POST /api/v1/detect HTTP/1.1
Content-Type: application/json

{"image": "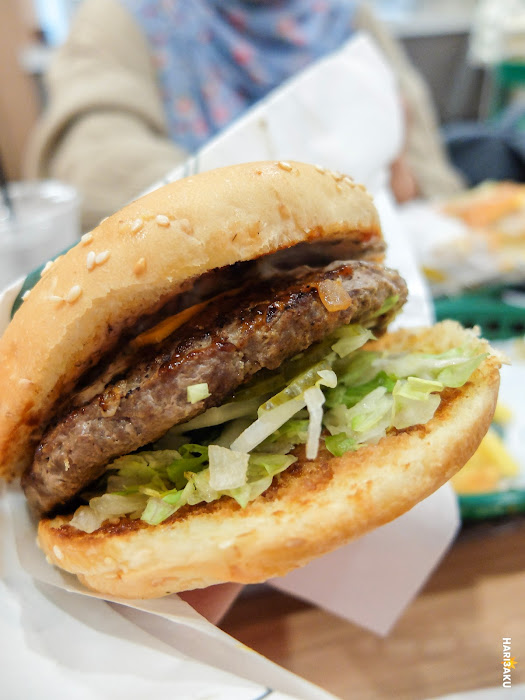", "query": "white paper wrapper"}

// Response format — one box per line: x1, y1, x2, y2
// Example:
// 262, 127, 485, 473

1, 477, 337, 700
0, 33, 460, 697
